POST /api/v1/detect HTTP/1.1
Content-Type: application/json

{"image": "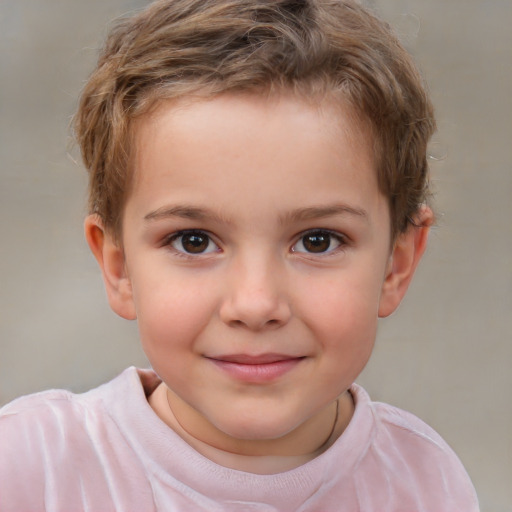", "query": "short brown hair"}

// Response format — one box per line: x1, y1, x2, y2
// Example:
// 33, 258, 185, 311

74, 0, 435, 239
